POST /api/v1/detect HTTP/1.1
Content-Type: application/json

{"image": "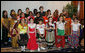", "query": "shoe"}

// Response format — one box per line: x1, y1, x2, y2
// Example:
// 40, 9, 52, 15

41, 47, 45, 50
38, 47, 40, 51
